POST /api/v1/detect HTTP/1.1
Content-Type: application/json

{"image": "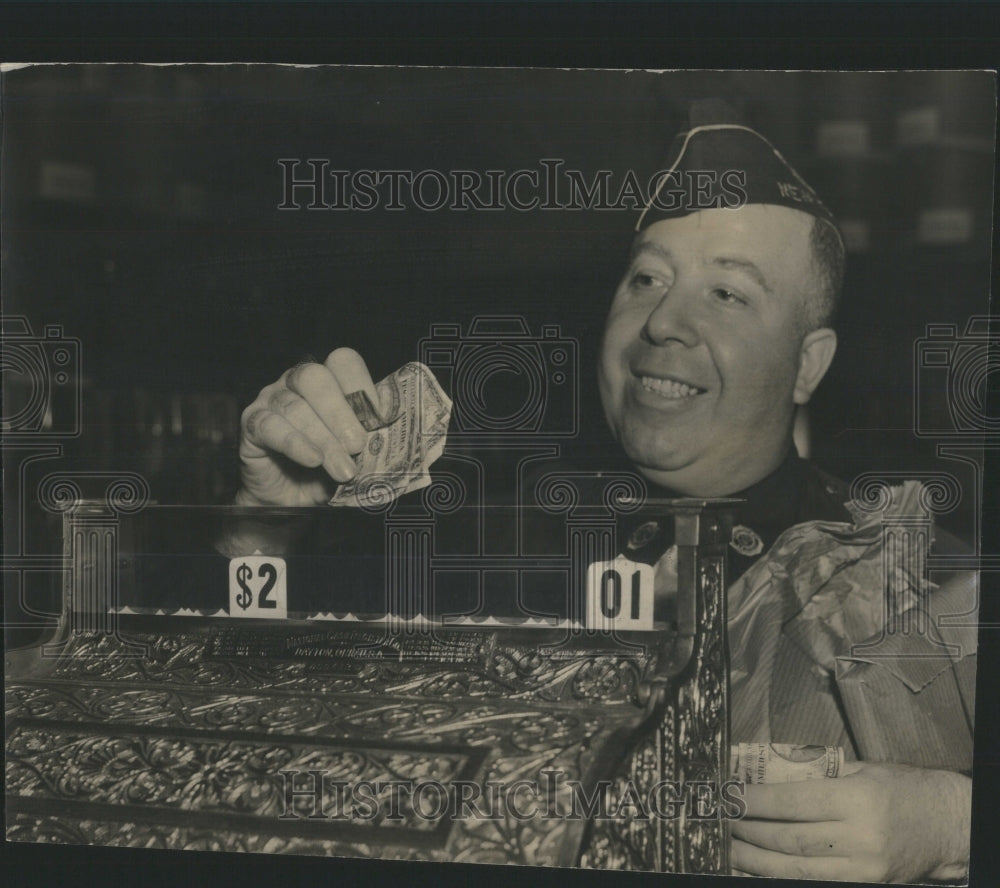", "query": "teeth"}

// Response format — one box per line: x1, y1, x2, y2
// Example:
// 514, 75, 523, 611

641, 375, 700, 399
